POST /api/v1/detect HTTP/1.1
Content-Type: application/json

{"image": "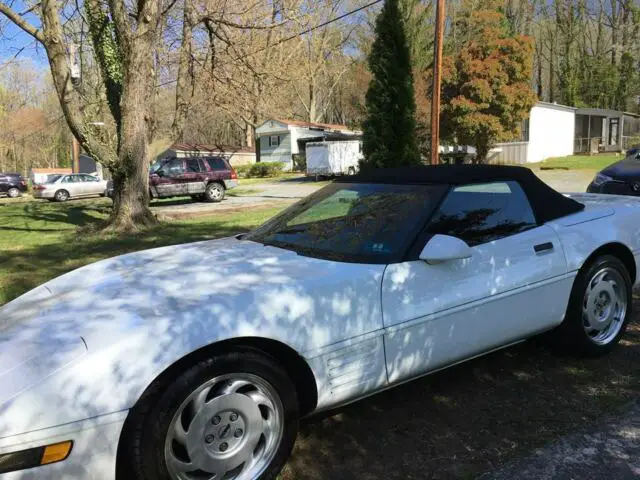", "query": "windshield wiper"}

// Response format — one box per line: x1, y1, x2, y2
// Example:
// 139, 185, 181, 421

271, 226, 309, 235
